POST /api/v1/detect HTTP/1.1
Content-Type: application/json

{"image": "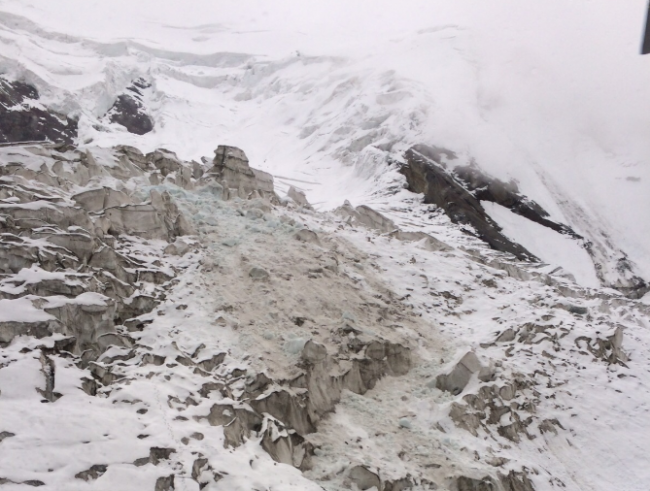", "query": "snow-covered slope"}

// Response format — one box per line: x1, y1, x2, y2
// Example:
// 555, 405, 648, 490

1, 2, 650, 491
1, 142, 649, 491
0, 0, 648, 289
